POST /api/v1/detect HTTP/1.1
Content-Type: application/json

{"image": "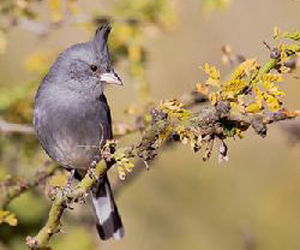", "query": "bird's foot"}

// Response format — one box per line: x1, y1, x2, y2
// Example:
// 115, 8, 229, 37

62, 169, 75, 198
88, 156, 101, 180
66, 169, 75, 187
88, 167, 98, 181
